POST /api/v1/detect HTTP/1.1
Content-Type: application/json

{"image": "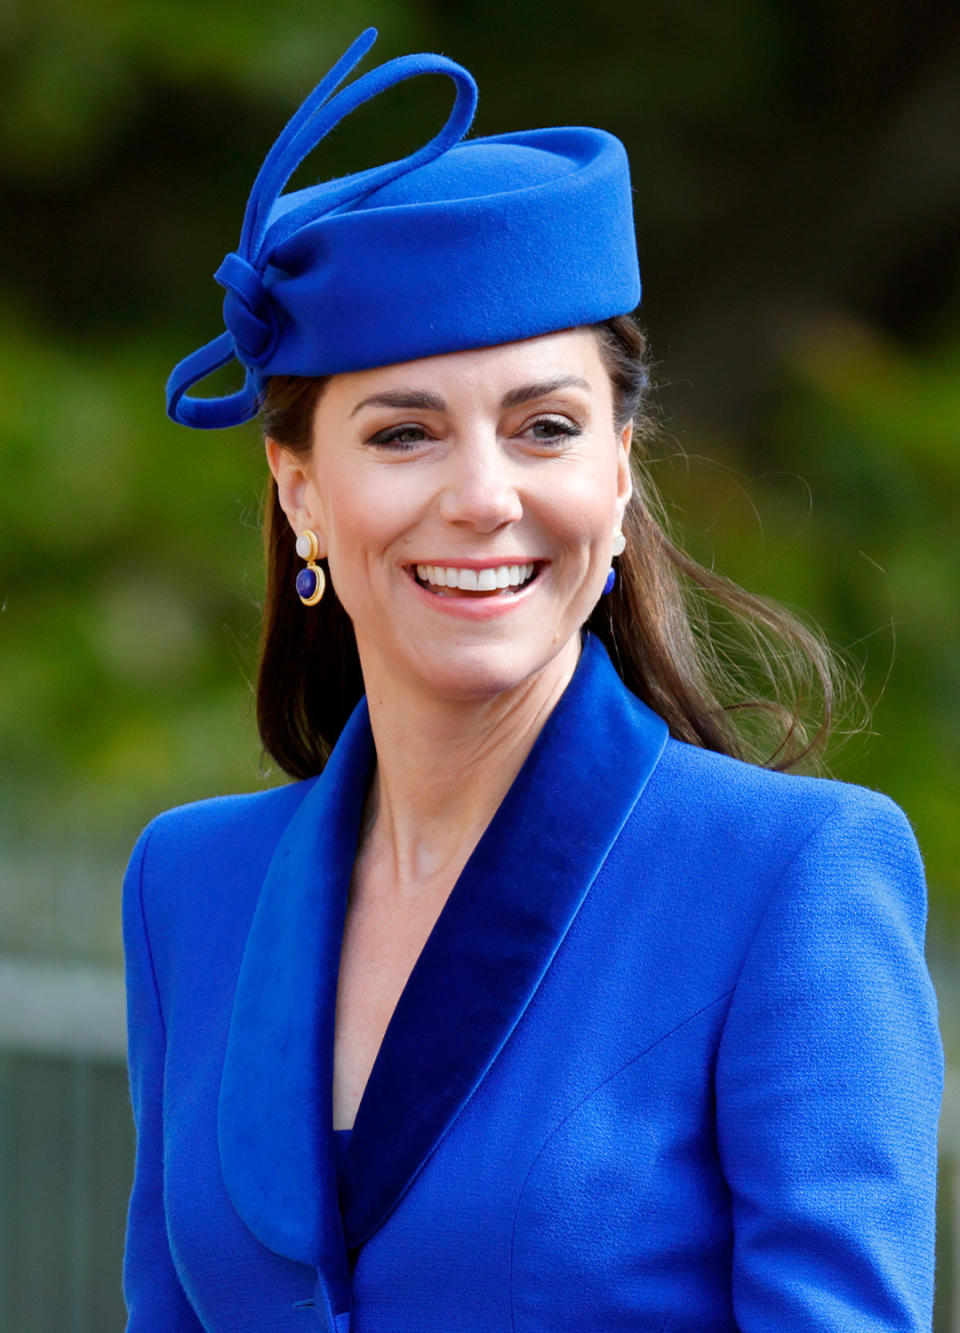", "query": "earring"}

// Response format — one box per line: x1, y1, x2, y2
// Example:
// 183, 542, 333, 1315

603, 527, 626, 596
295, 530, 326, 606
